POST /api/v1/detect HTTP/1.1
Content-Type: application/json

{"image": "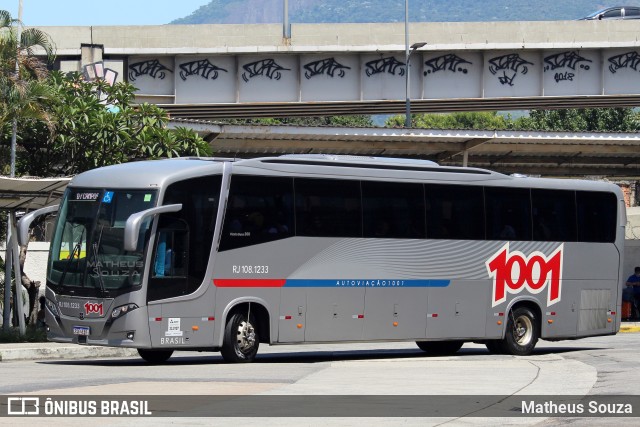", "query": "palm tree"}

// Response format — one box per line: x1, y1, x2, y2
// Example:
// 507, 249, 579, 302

0, 9, 56, 130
